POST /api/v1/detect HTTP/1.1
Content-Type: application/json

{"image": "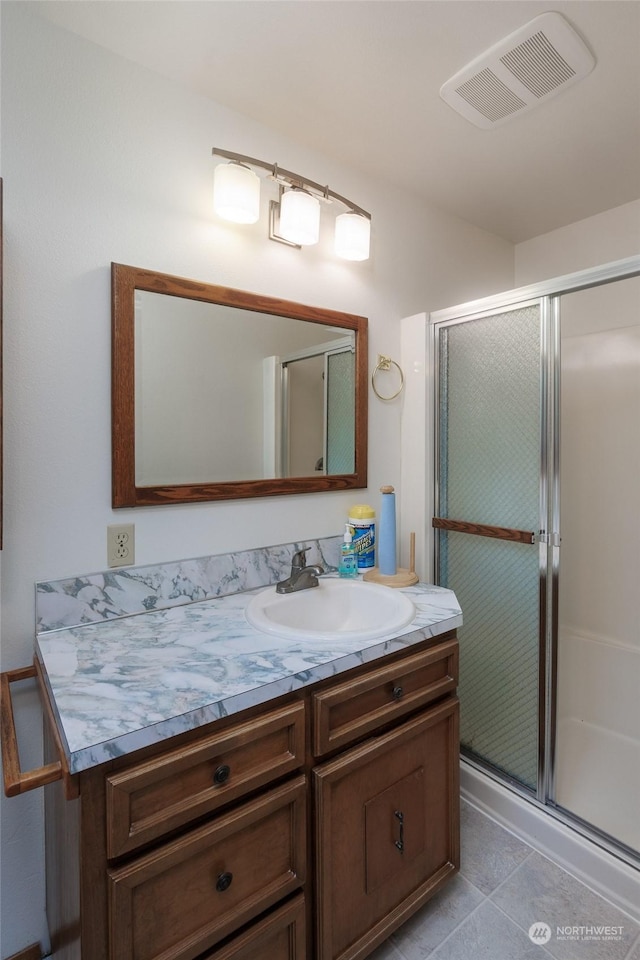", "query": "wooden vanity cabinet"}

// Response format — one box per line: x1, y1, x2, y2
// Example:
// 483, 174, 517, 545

314, 698, 459, 960
42, 632, 459, 960
45, 702, 308, 960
